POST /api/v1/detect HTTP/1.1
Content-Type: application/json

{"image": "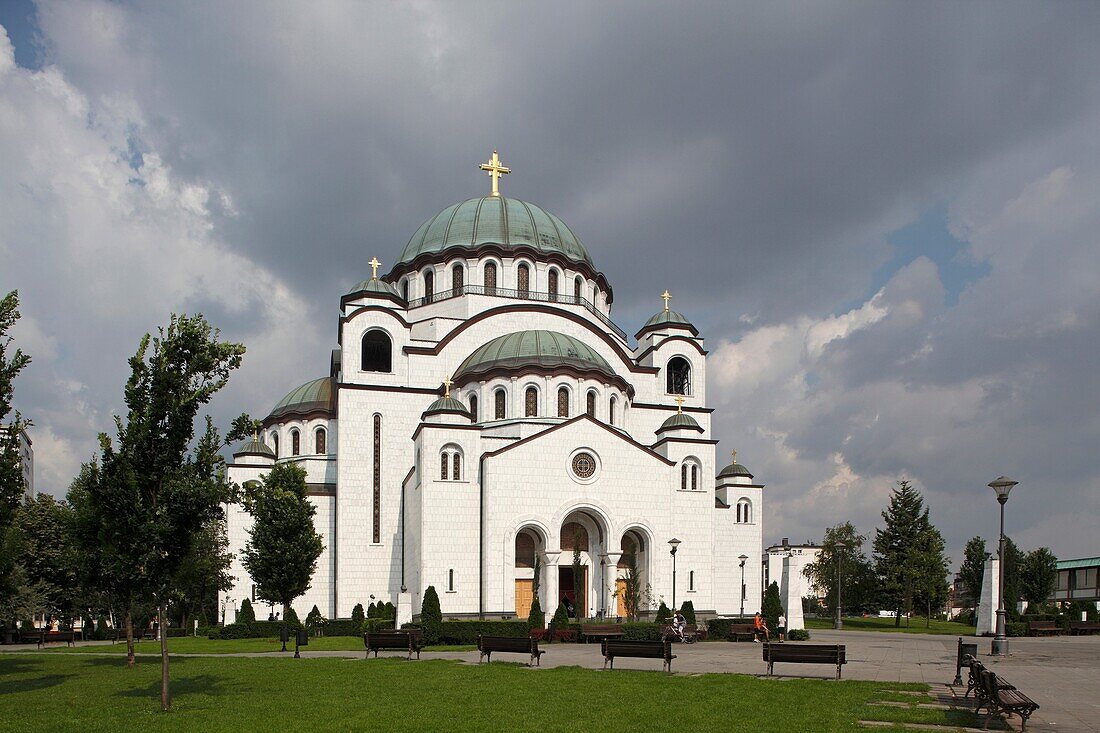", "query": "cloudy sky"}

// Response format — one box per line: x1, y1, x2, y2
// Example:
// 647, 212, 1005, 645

2, 1, 1099, 564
